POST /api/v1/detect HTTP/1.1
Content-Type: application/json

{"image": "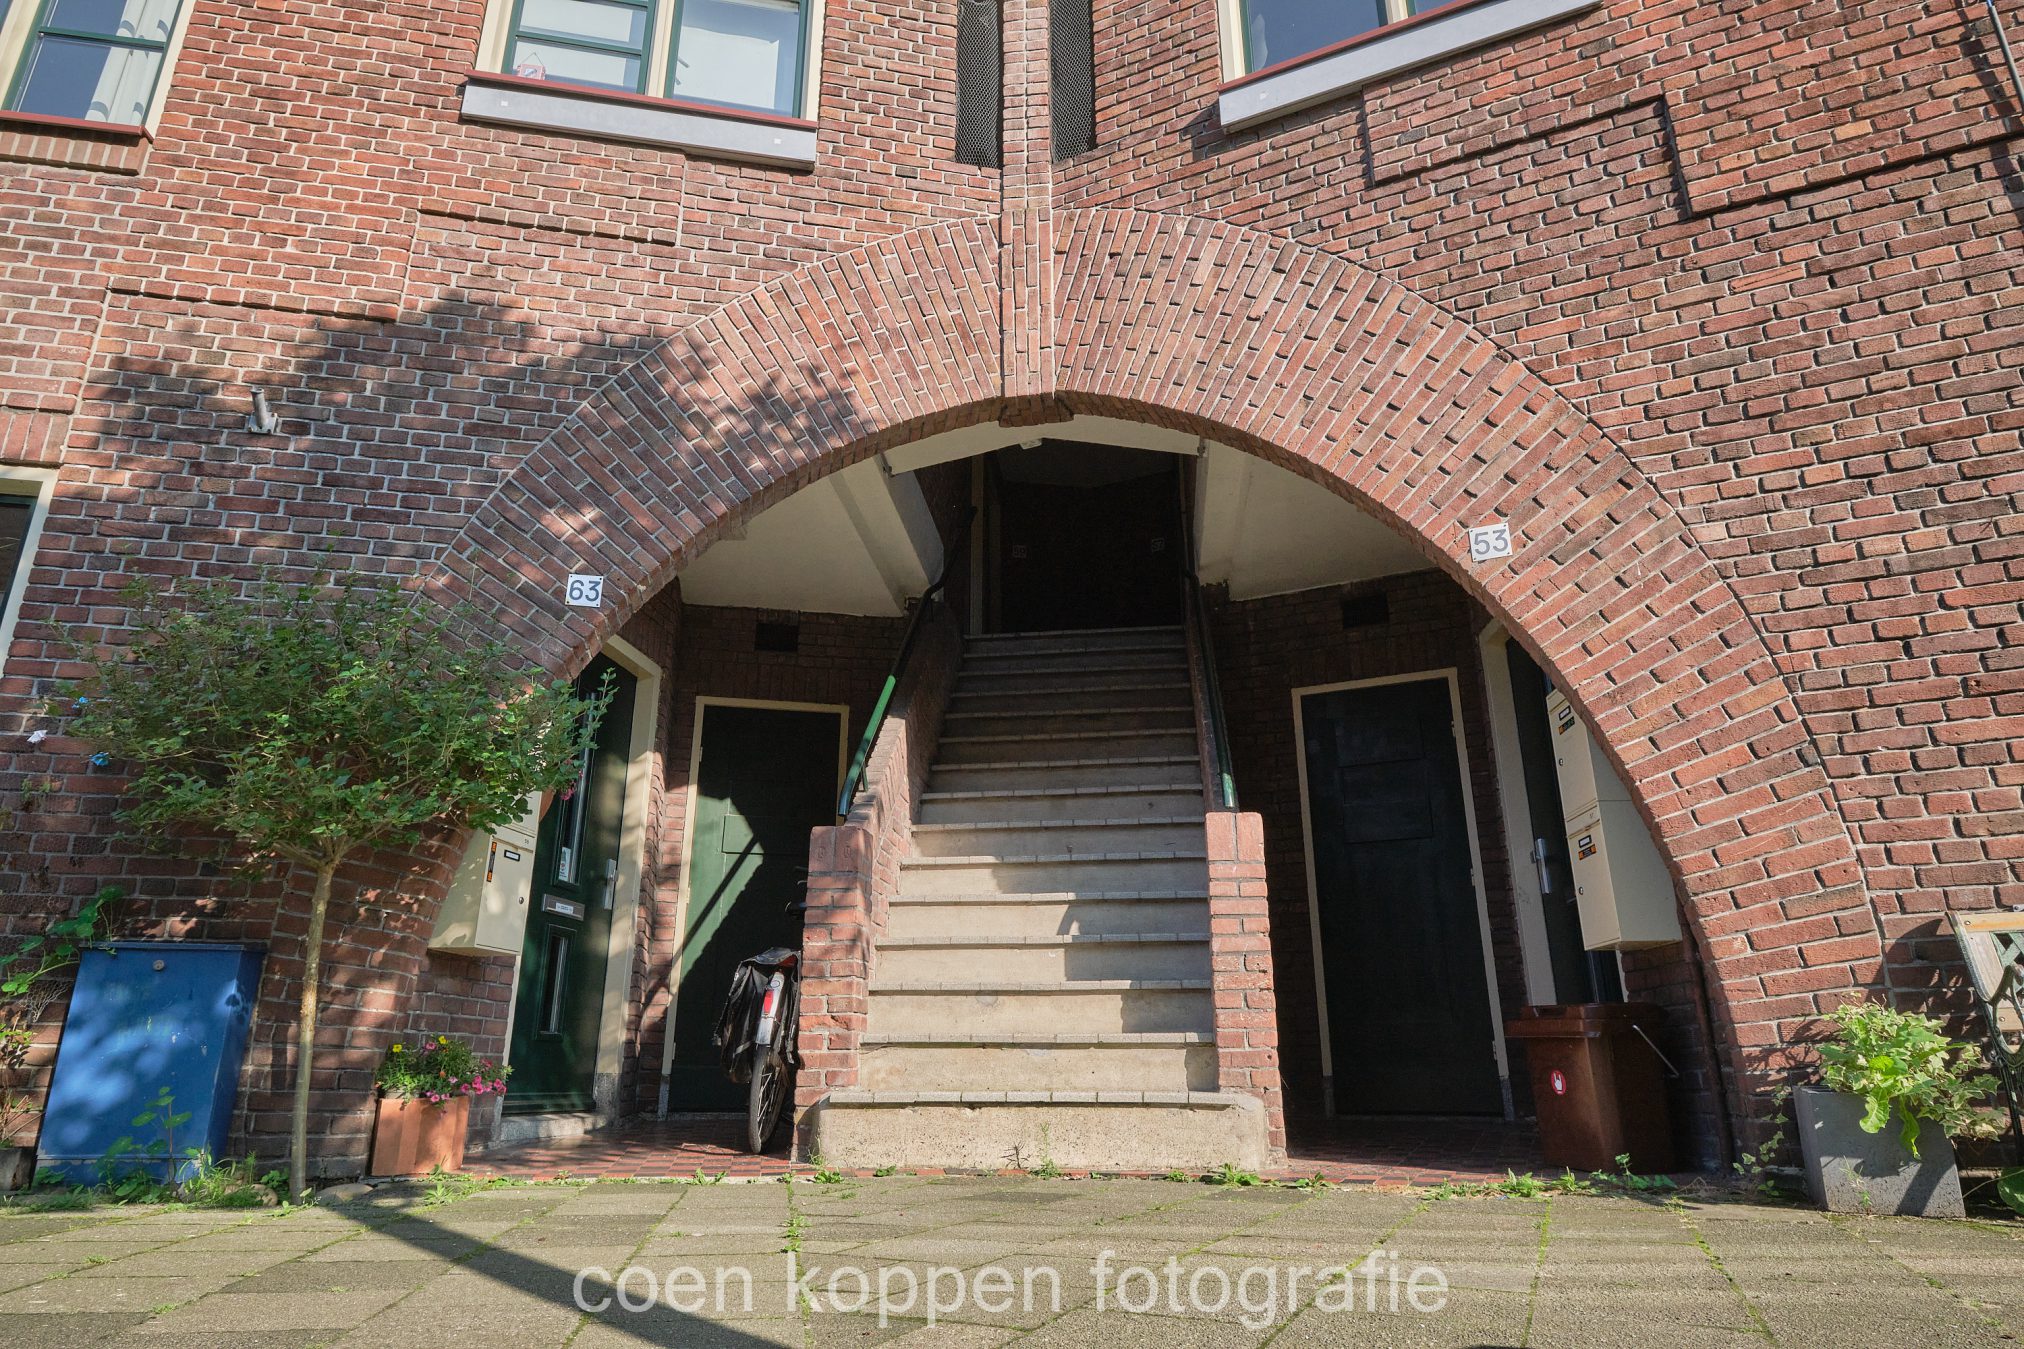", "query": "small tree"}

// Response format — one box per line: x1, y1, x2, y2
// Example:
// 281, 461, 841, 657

66, 575, 609, 1200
